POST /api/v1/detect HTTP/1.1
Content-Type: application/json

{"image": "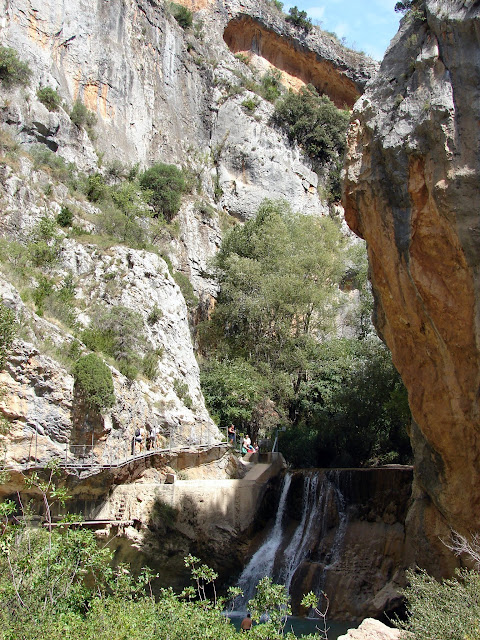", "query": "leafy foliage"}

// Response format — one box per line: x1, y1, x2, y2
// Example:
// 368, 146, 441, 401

170, 2, 193, 29
397, 567, 480, 639
0, 487, 316, 640
139, 163, 187, 221
0, 302, 15, 371
199, 199, 411, 465
394, 0, 425, 20
70, 100, 97, 137
279, 337, 411, 468
200, 358, 267, 430
79, 305, 153, 381
0, 46, 31, 87
73, 353, 115, 411
273, 84, 350, 163
272, 85, 350, 201
28, 216, 61, 268
285, 6, 312, 32
56, 205, 74, 227
37, 86, 61, 111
